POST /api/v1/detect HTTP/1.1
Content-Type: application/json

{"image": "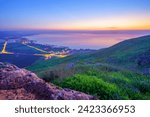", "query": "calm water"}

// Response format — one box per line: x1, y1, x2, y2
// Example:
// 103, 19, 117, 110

25, 30, 150, 49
